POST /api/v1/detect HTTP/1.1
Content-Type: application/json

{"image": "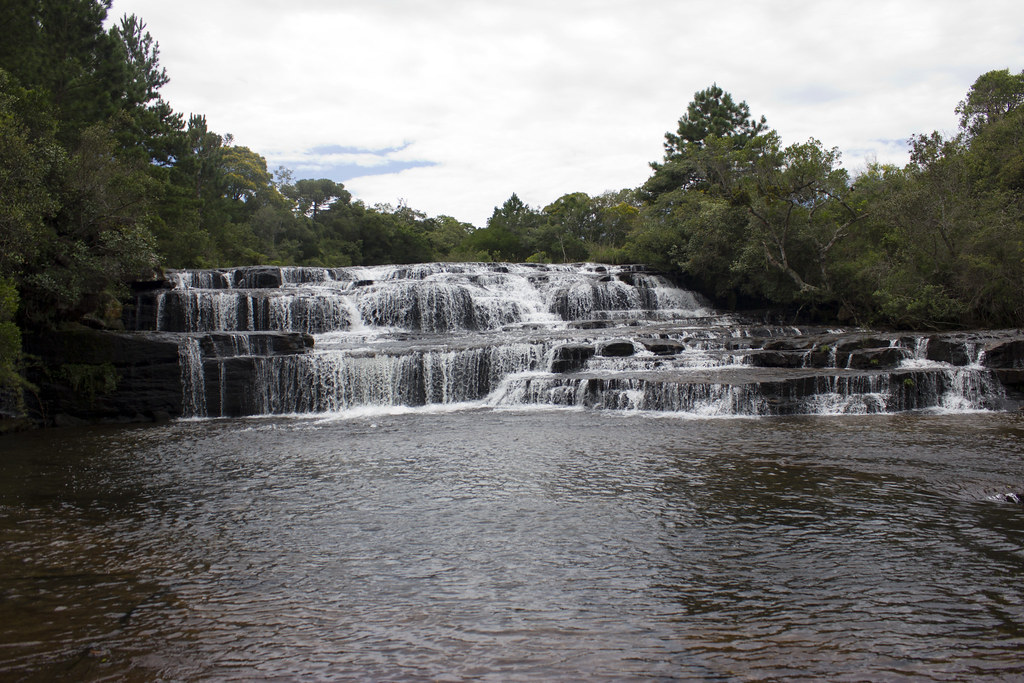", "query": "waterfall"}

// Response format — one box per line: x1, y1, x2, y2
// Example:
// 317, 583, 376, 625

179, 336, 207, 418
134, 263, 1015, 419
